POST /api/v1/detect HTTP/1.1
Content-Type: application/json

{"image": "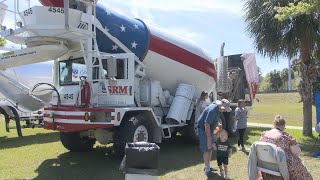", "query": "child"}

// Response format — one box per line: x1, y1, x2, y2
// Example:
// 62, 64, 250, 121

214, 129, 232, 179
235, 99, 248, 151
